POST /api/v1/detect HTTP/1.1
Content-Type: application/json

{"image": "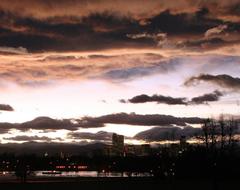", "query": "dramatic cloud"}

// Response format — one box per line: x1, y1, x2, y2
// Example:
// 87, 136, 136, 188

0, 53, 169, 86
123, 94, 187, 105
0, 1, 238, 143
79, 113, 204, 127
121, 91, 224, 105
0, 1, 238, 53
0, 113, 204, 132
0, 104, 14, 111
0, 11, 144, 52
135, 126, 202, 141
1, 53, 239, 87
0, 1, 238, 88
21, 117, 81, 130
184, 74, 240, 90
190, 90, 224, 104
0, 0, 239, 22
0, 117, 80, 131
